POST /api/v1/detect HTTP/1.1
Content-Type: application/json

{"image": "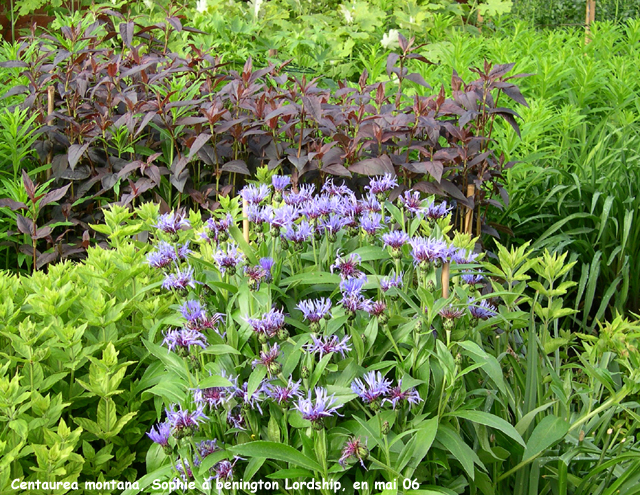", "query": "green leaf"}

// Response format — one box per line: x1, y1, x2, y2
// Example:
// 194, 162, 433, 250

436, 424, 485, 480
522, 416, 569, 461
407, 417, 438, 469
202, 344, 241, 355
247, 366, 267, 399
457, 341, 507, 395
280, 271, 341, 287
514, 401, 556, 436
451, 410, 525, 447
229, 441, 322, 472
267, 468, 315, 479
198, 374, 234, 388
